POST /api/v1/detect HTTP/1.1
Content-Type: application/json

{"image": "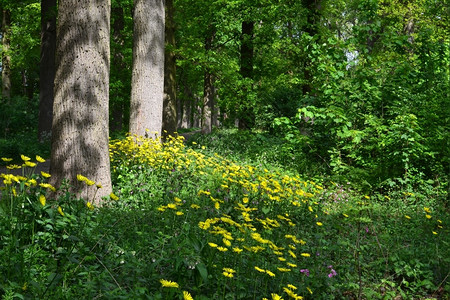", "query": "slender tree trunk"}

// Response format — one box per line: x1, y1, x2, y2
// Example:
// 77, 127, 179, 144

202, 71, 214, 134
38, 0, 57, 141
202, 29, 215, 134
301, 0, 320, 96
130, 0, 165, 139
238, 20, 254, 129
110, 5, 126, 133
51, 0, 112, 204
162, 0, 177, 138
1, 8, 11, 100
